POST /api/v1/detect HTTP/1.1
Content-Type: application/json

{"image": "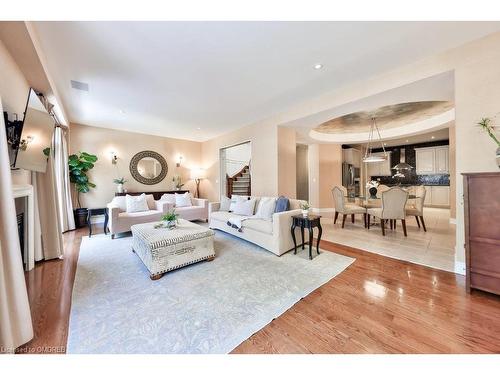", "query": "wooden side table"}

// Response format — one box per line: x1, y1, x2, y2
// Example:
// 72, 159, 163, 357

291, 214, 322, 260
87, 208, 109, 237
